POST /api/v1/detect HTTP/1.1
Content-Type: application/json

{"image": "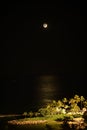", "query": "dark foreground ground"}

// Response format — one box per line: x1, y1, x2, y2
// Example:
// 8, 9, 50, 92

0, 115, 64, 130
0, 115, 87, 130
